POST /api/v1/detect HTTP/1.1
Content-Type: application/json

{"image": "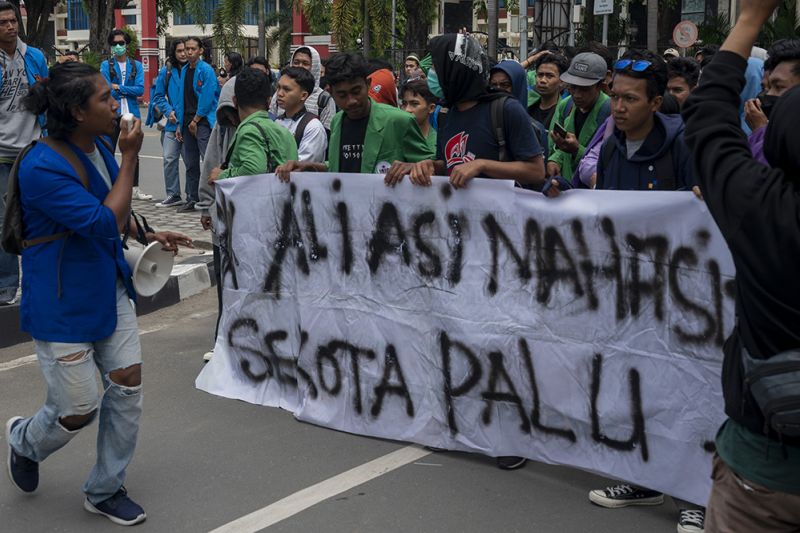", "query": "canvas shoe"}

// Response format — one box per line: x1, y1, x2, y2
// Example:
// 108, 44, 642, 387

5, 417, 38, 493
203, 351, 214, 362
678, 509, 705, 533
155, 195, 184, 208
132, 187, 153, 200
588, 484, 664, 508
84, 487, 146, 526
177, 201, 196, 213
